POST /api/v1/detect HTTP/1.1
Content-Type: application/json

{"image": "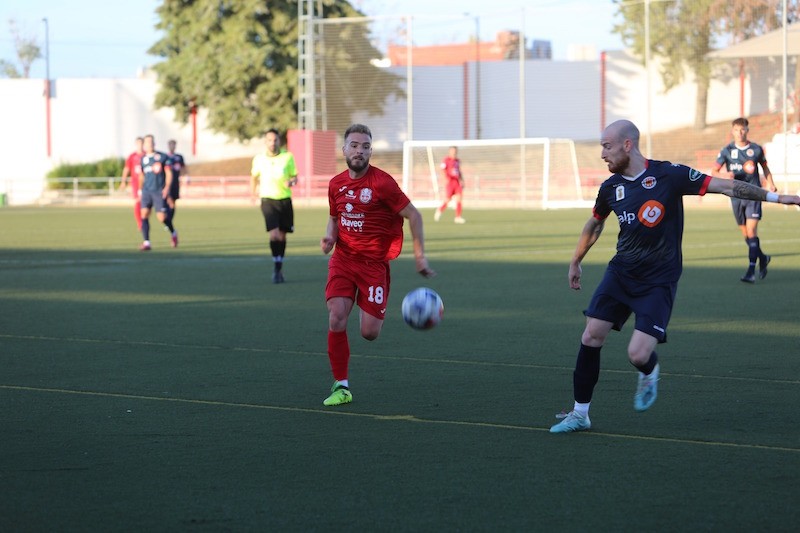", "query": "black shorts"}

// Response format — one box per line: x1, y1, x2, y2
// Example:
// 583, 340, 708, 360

584, 269, 677, 343
260, 197, 294, 232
